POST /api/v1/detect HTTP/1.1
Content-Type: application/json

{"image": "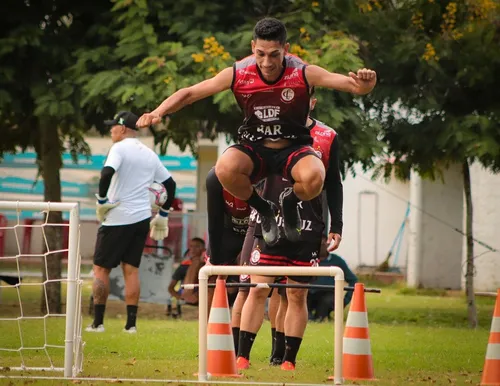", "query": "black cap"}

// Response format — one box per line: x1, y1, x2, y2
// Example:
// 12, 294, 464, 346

104, 111, 139, 130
